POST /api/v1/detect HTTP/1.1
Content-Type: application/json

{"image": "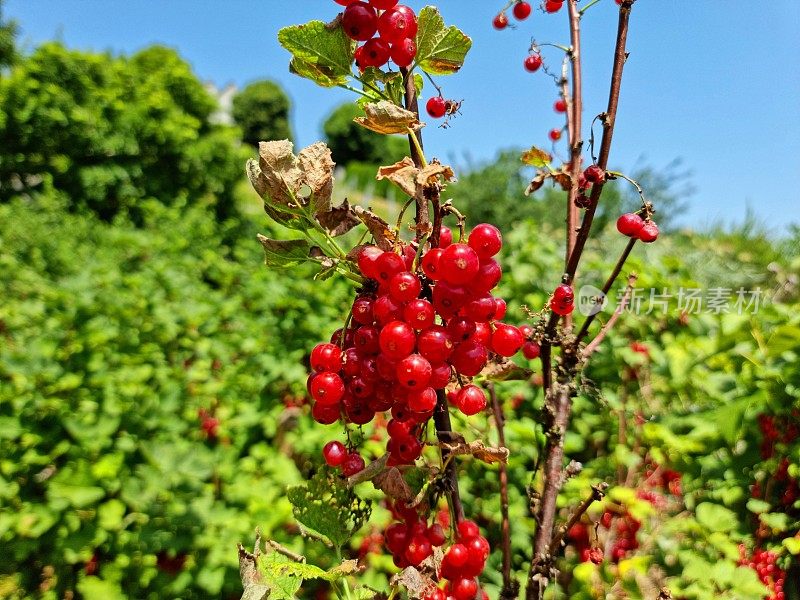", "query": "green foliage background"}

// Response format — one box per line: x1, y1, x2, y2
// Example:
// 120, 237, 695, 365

1, 19, 798, 600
